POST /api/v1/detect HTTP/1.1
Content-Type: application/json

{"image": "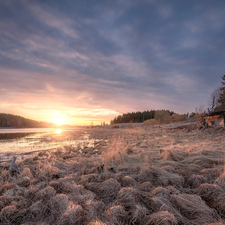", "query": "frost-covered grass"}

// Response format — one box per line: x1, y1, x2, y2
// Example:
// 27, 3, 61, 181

0, 124, 225, 224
